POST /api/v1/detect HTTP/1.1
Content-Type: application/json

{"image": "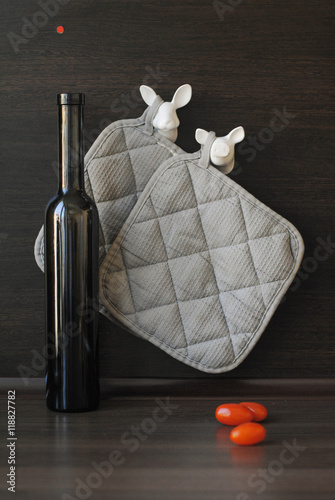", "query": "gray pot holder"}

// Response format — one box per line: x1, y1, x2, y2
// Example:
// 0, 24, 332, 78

34, 95, 186, 330
34, 95, 184, 270
99, 131, 305, 373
